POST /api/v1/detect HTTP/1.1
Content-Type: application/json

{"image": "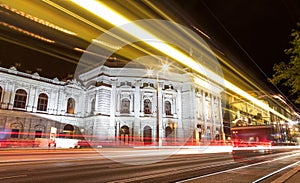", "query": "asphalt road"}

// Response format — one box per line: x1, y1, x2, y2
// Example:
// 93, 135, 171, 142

0, 147, 300, 183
